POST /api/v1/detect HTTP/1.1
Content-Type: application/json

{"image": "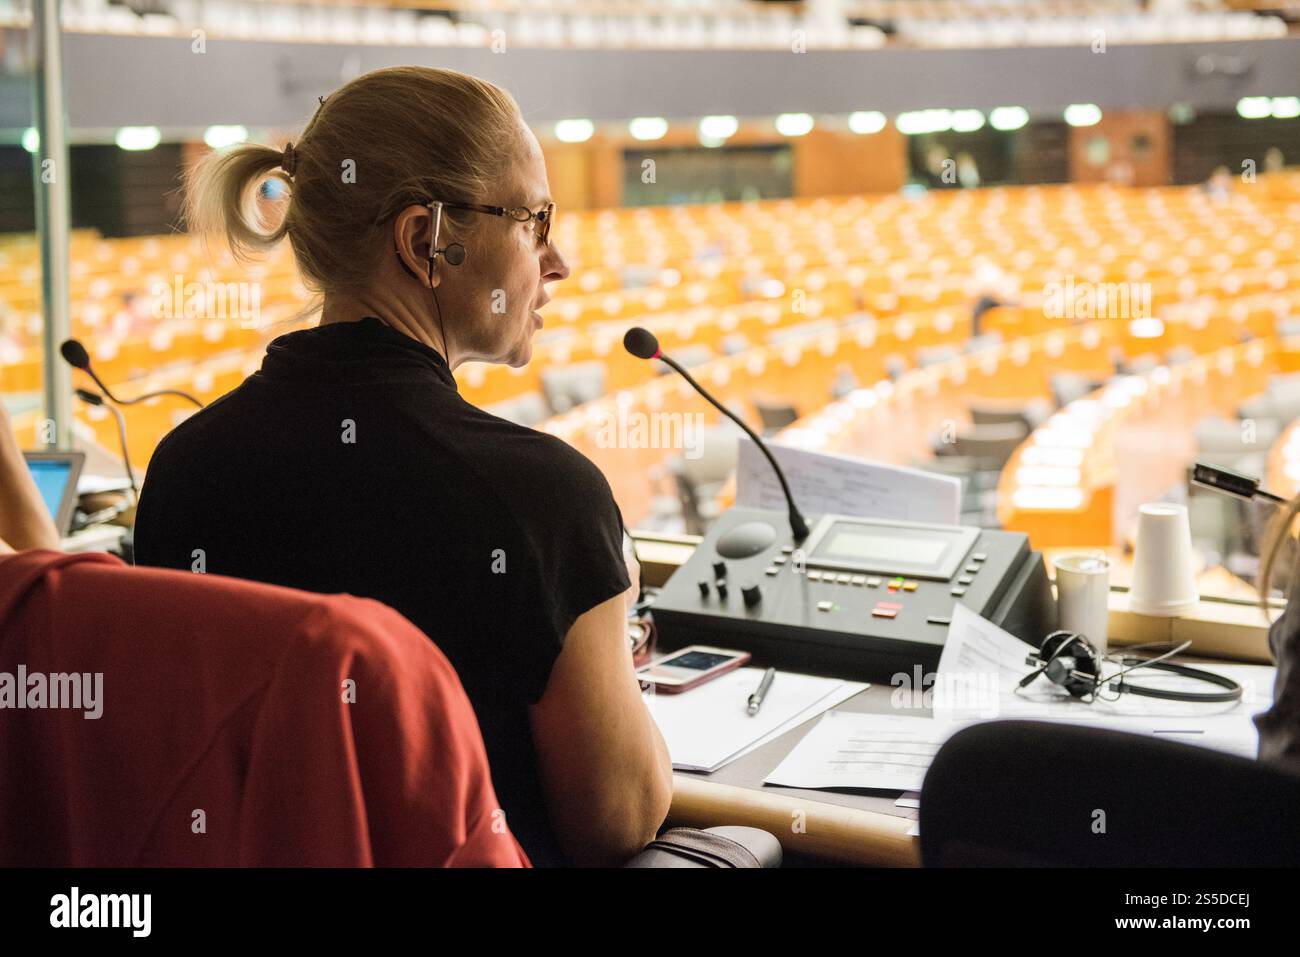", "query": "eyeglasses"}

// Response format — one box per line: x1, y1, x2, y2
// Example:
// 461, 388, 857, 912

432, 199, 555, 246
